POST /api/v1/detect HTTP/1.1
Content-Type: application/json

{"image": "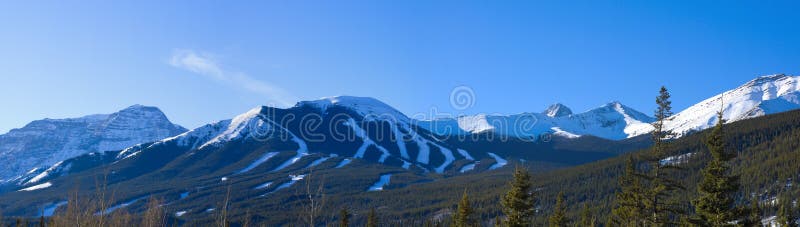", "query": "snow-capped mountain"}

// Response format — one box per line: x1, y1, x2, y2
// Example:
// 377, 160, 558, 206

0, 105, 187, 182
418, 102, 655, 140
129, 96, 473, 174
665, 74, 800, 136
421, 74, 800, 141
